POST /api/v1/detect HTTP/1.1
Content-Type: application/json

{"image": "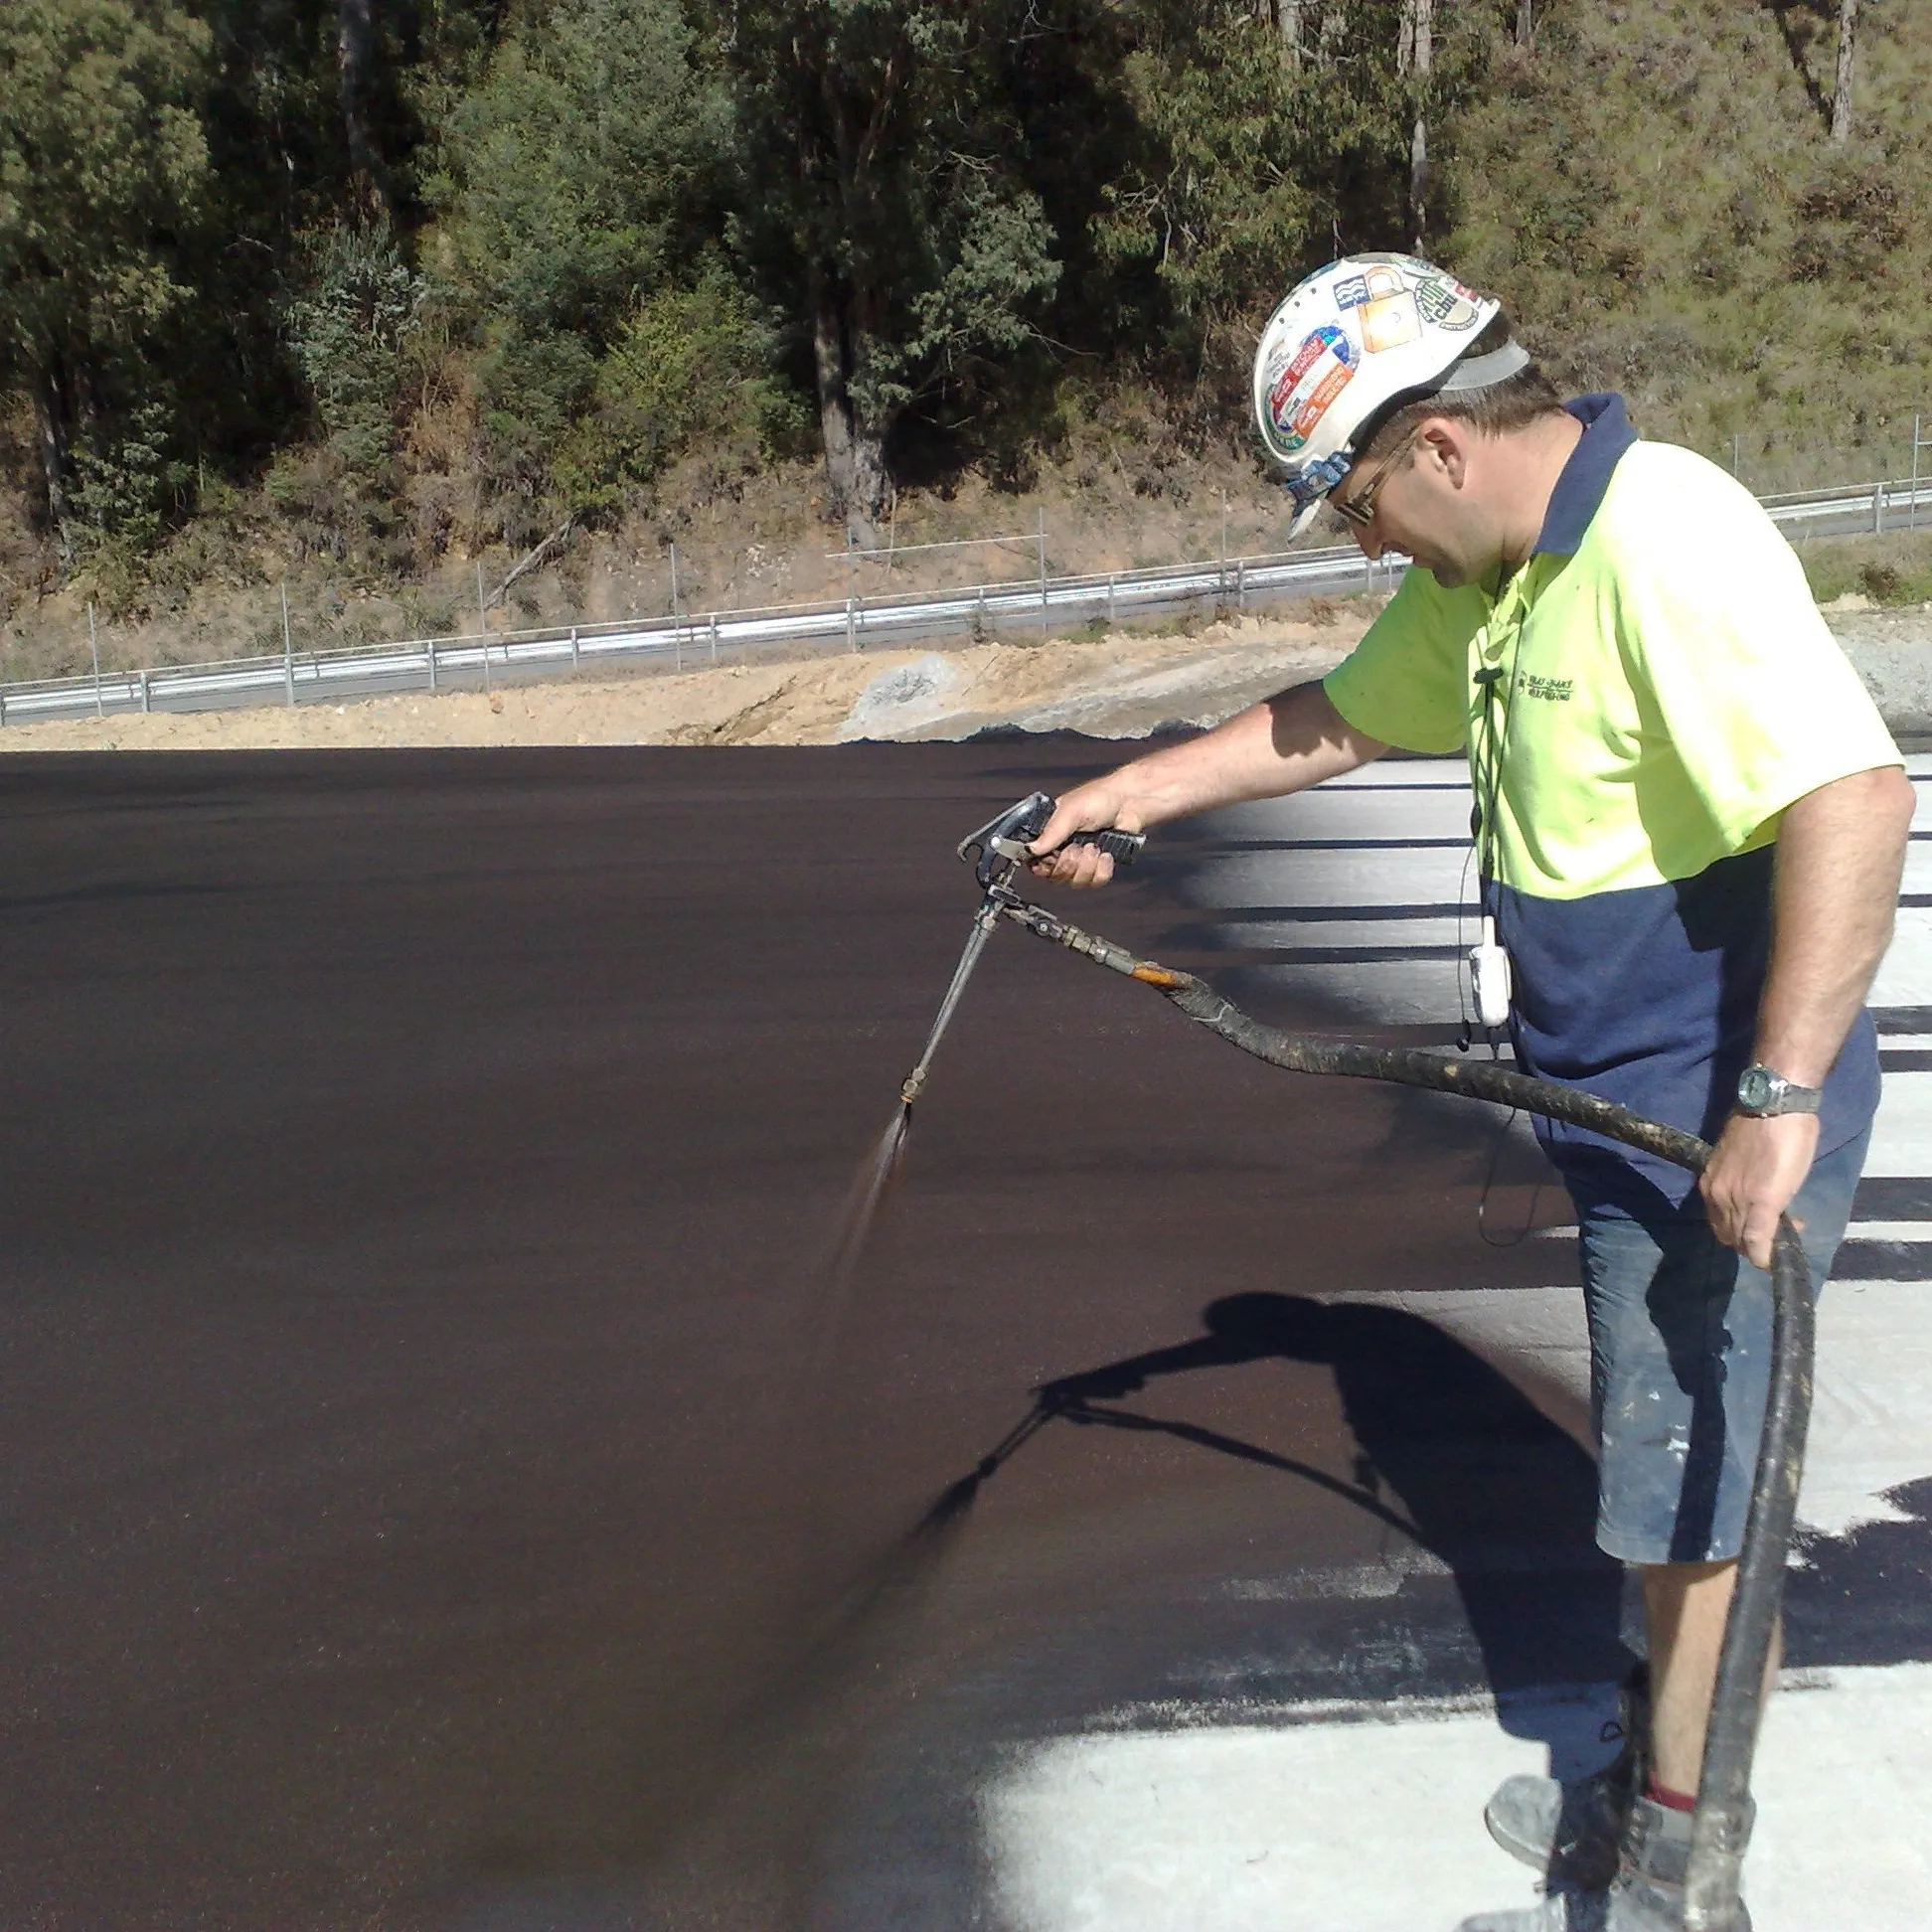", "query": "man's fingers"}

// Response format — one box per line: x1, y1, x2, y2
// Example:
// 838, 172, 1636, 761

1033, 842, 1114, 888
1030, 797, 1108, 858
1028, 791, 1140, 888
